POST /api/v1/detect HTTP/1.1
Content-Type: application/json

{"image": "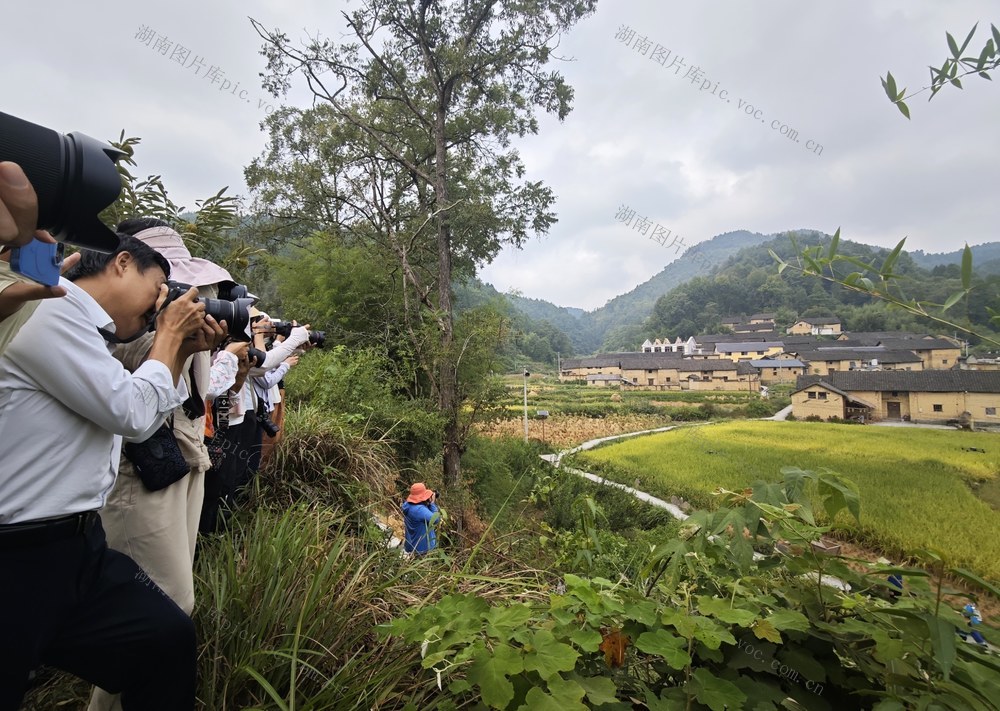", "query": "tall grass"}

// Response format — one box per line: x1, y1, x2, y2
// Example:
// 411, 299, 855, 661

572, 421, 1000, 581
